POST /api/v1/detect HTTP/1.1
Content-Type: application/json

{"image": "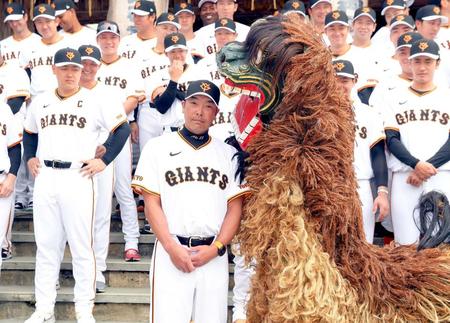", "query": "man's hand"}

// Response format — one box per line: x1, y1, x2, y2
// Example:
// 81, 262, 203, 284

166, 243, 195, 273
190, 245, 218, 267
373, 192, 389, 222
414, 161, 437, 180
0, 174, 16, 198
95, 145, 106, 159
27, 158, 41, 178
80, 158, 106, 178
407, 170, 423, 187
130, 122, 139, 144
169, 60, 184, 82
